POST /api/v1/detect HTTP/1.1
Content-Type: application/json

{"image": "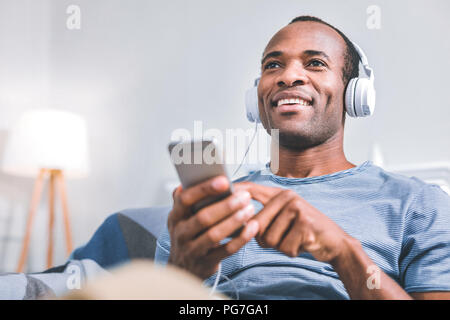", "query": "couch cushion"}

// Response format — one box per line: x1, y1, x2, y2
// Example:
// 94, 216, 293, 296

71, 206, 171, 269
